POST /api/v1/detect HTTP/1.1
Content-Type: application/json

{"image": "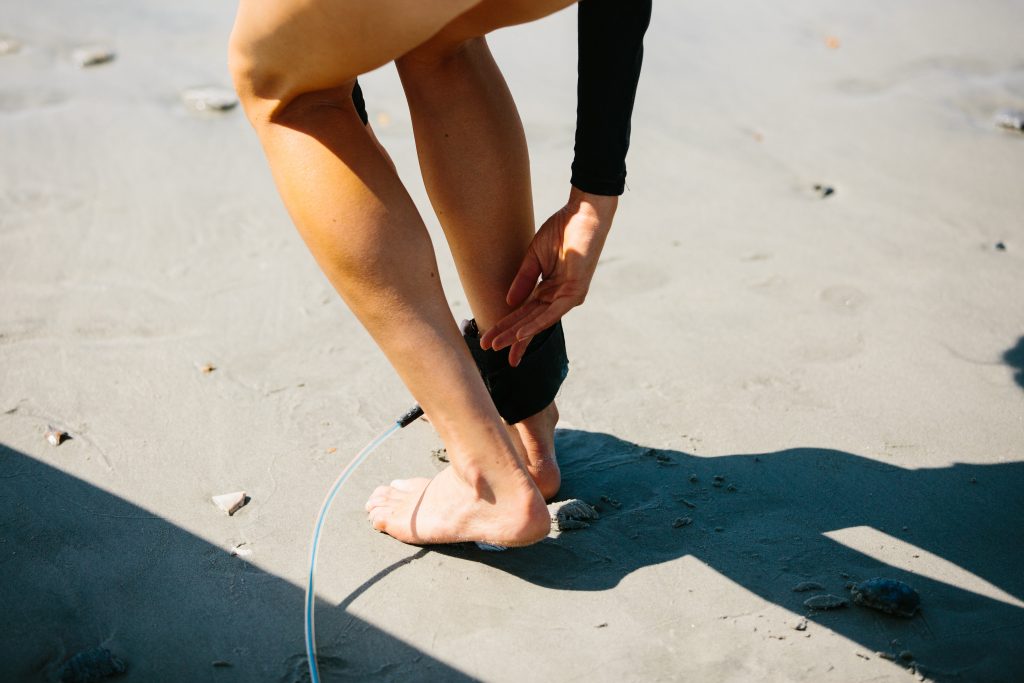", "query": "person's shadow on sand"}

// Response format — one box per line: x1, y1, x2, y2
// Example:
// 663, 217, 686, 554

5, 432, 1023, 682
436, 429, 1024, 682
